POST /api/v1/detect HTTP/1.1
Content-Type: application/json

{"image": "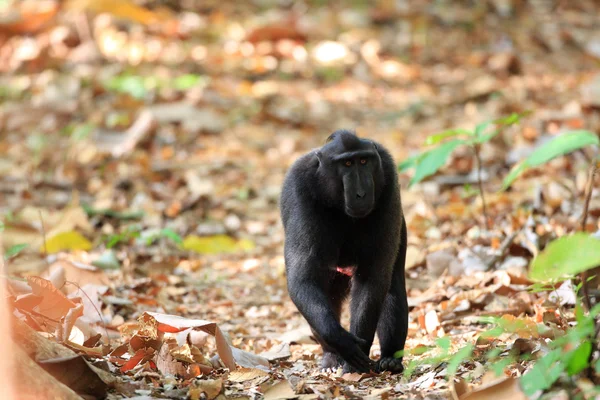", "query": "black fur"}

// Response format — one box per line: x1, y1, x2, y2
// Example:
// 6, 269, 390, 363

280, 130, 408, 373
